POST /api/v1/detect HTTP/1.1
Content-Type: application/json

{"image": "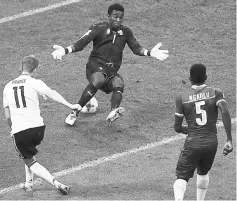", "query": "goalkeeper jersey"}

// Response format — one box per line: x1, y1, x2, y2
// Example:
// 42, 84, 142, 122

3, 74, 50, 135
72, 22, 143, 72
